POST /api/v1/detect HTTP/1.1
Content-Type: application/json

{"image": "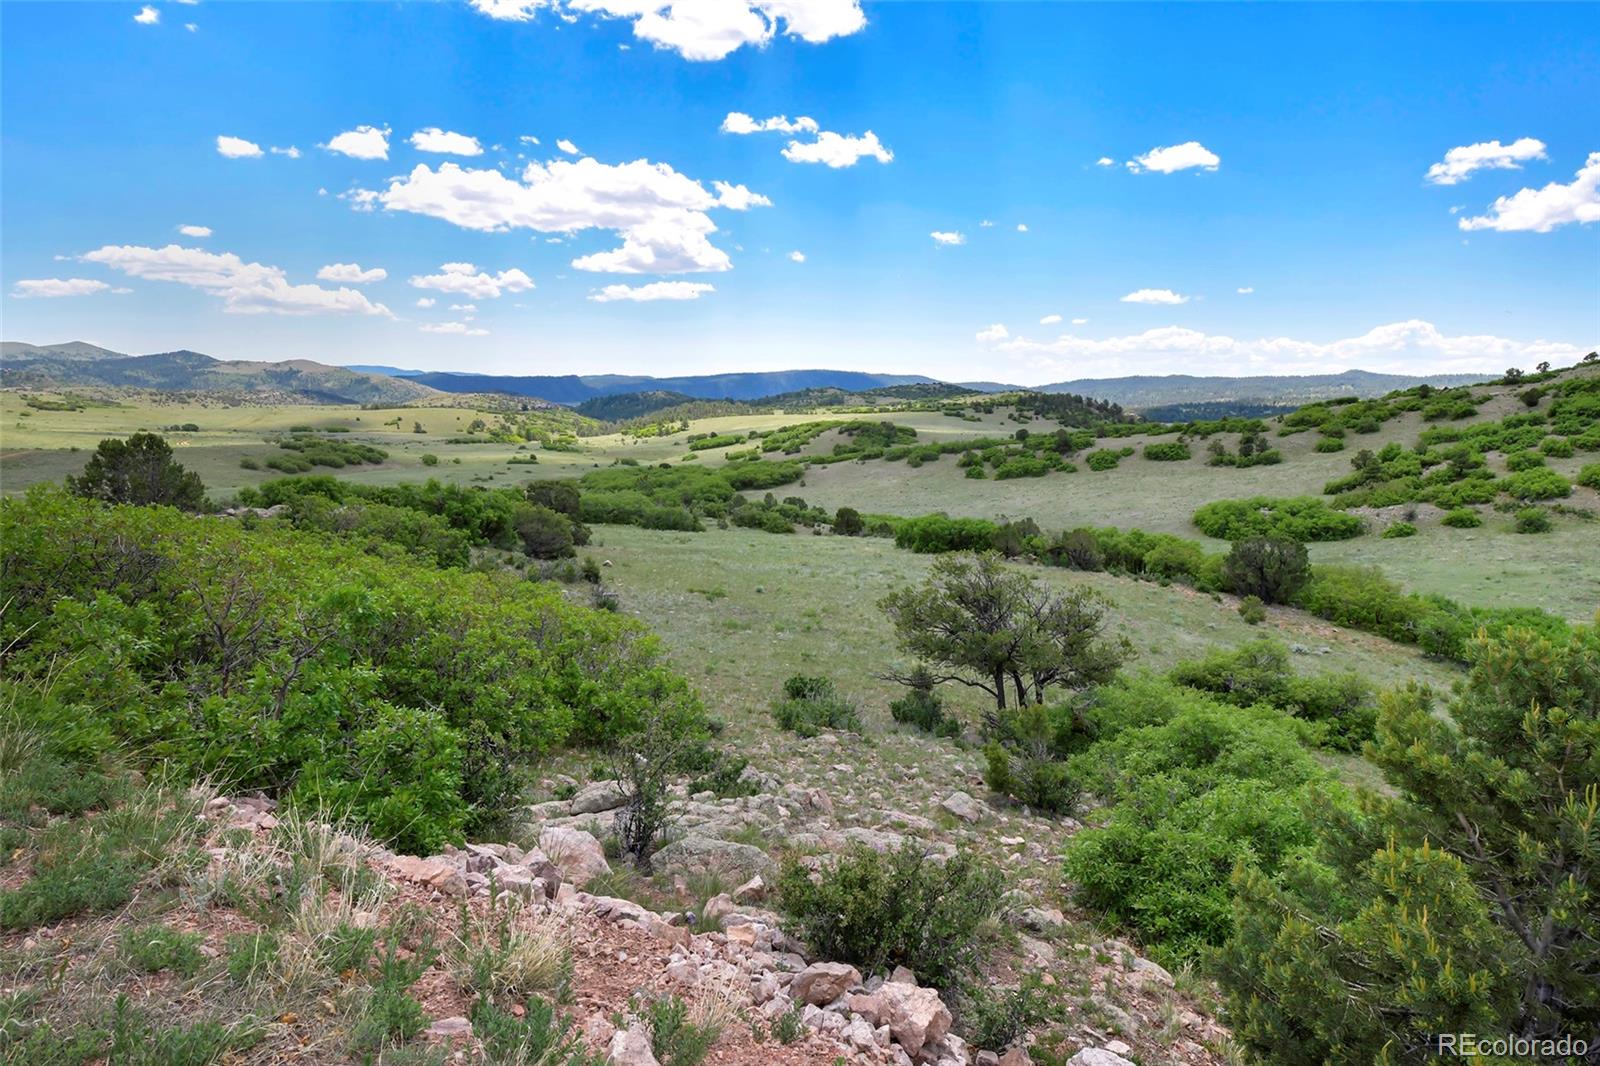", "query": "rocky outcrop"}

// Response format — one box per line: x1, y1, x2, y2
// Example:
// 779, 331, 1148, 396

539, 826, 611, 886
652, 835, 775, 881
